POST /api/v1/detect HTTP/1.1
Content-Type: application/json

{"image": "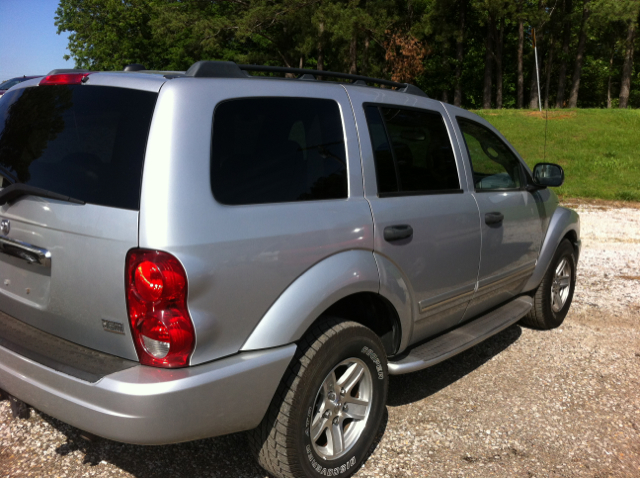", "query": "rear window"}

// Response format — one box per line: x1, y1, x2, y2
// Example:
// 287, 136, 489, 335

211, 97, 348, 205
364, 105, 460, 196
0, 85, 157, 210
